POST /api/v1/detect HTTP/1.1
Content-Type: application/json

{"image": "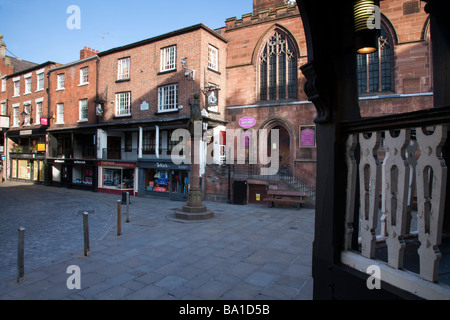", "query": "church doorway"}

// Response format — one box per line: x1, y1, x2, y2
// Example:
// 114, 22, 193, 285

263, 120, 293, 175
